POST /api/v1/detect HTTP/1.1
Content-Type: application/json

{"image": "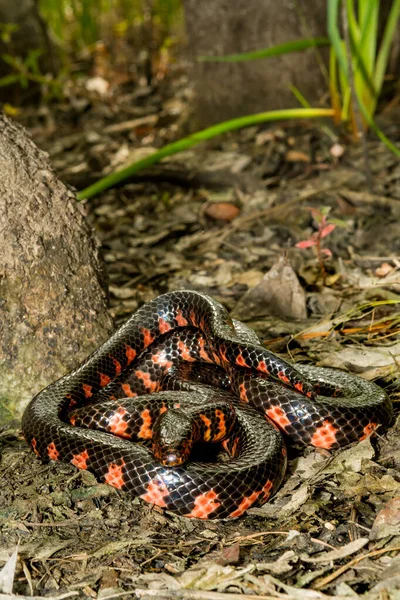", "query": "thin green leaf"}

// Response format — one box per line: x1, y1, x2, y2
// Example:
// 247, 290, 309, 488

374, 0, 400, 96
358, 0, 378, 78
347, 0, 377, 105
327, 0, 349, 79
198, 37, 330, 62
357, 94, 400, 156
0, 74, 21, 87
1, 53, 18, 67
290, 85, 311, 108
329, 47, 342, 122
77, 107, 334, 200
